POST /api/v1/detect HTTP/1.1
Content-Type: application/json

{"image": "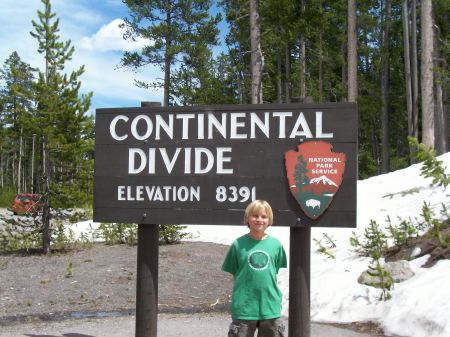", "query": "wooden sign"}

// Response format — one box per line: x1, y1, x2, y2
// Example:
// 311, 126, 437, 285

94, 103, 357, 227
